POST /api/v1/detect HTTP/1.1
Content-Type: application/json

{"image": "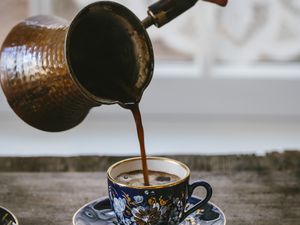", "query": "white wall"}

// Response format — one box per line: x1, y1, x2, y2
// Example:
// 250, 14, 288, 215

1, 0, 300, 156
